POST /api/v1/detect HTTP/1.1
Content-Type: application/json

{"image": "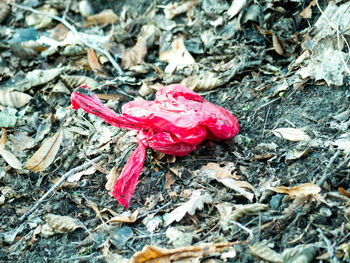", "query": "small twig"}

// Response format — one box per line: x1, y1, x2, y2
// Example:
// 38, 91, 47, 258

20, 154, 107, 222
225, 219, 254, 238
261, 105, 270, 138
317, 228, 339, 263
318, 150, 340, 187
11, 2, 123, 76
